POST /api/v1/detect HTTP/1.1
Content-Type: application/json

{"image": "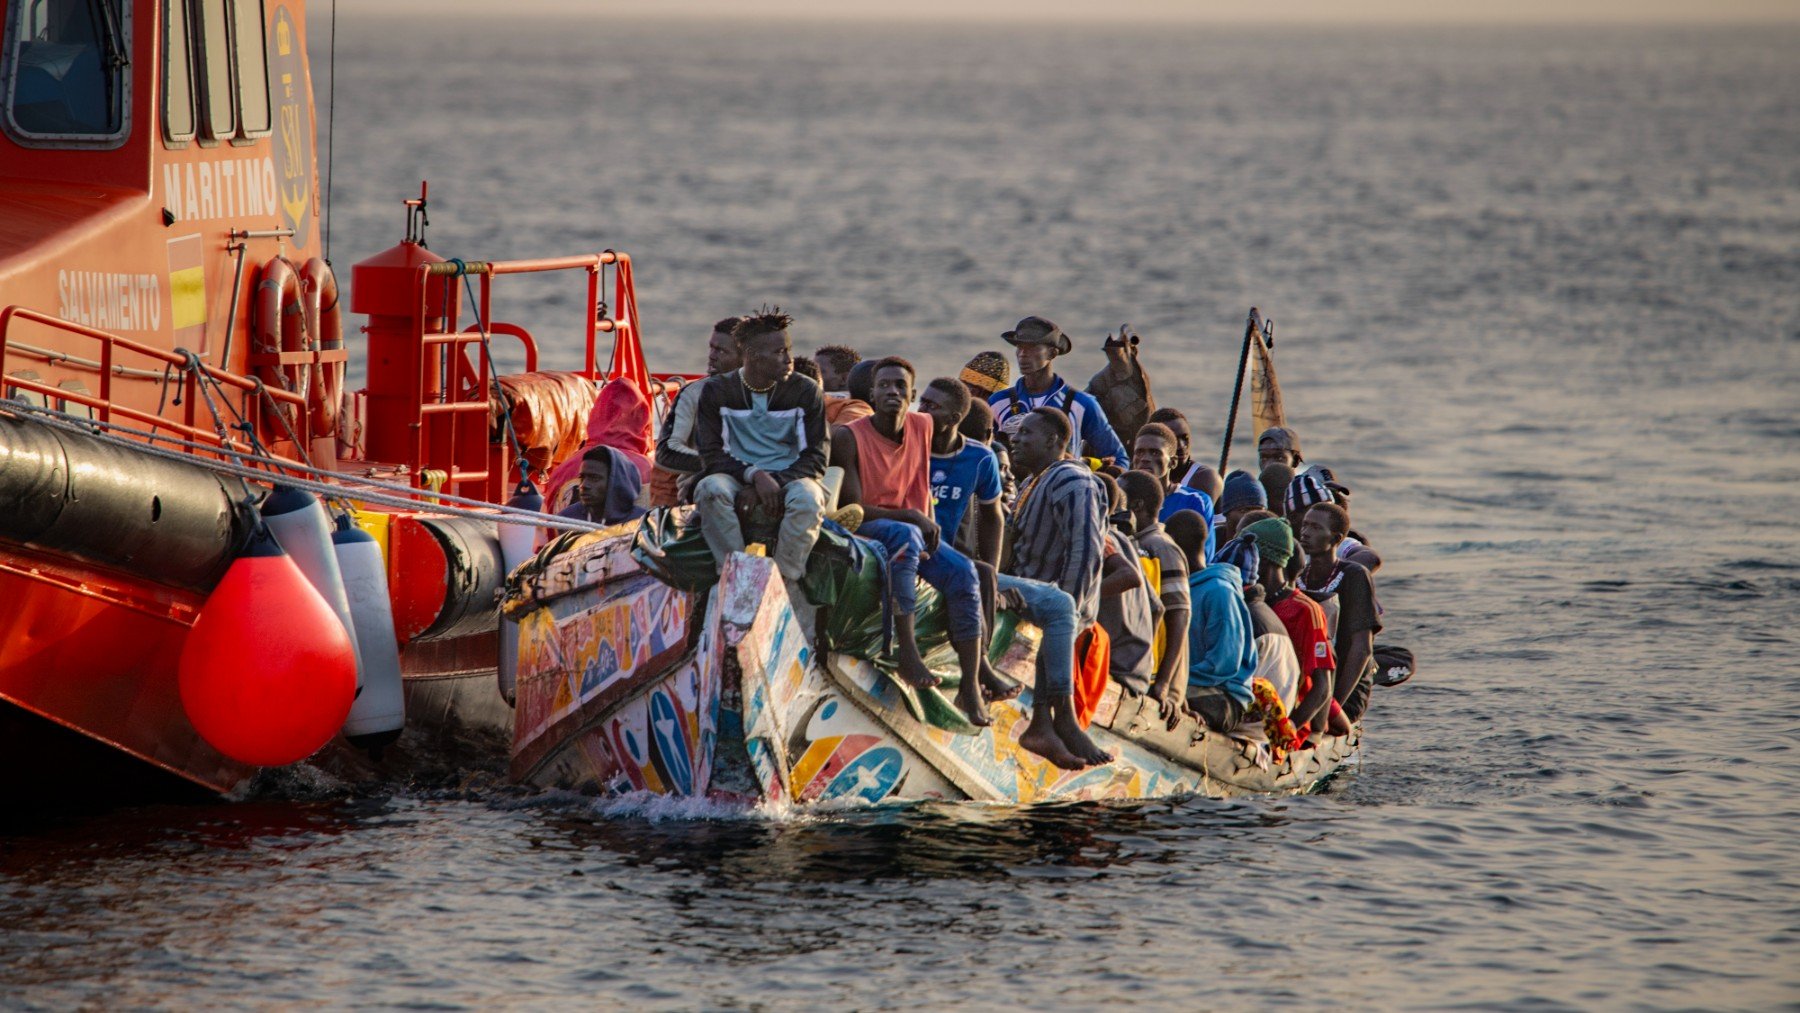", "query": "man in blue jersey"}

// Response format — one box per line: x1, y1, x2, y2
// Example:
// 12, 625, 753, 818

988, 316, 1129, 469
919, 376, 1020, 705
920, 378, 1003, 571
